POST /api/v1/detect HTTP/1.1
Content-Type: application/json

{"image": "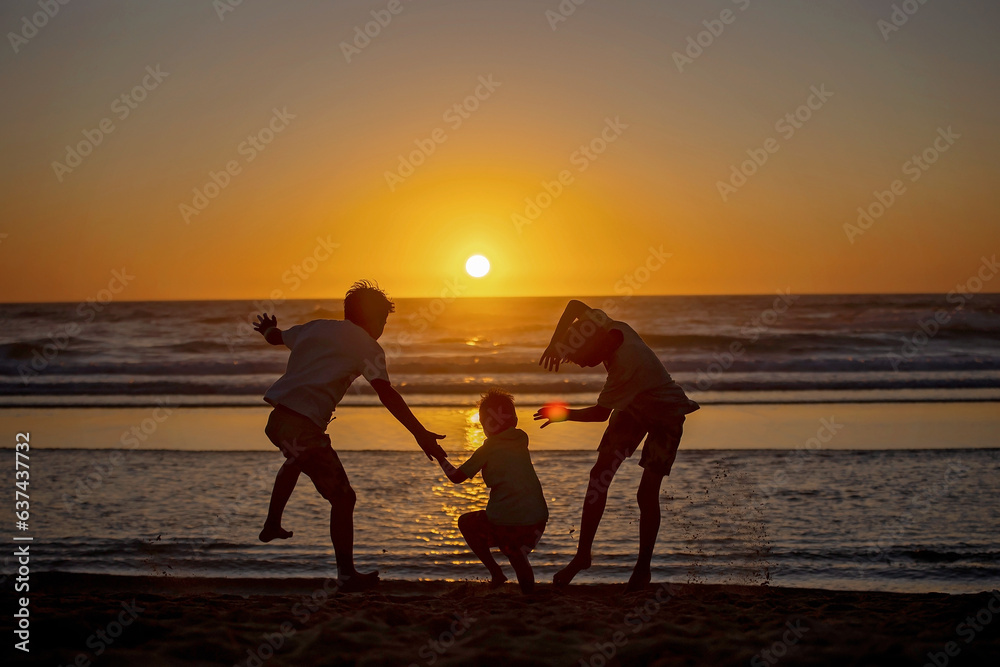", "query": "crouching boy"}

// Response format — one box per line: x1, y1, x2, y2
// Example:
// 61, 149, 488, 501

436, 387, 547, 593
